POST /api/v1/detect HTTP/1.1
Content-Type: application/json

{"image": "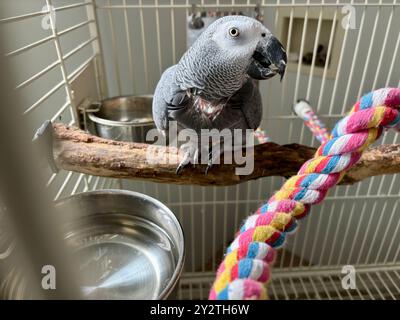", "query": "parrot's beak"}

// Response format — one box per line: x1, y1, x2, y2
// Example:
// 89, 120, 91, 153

247, 36, 287, 81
